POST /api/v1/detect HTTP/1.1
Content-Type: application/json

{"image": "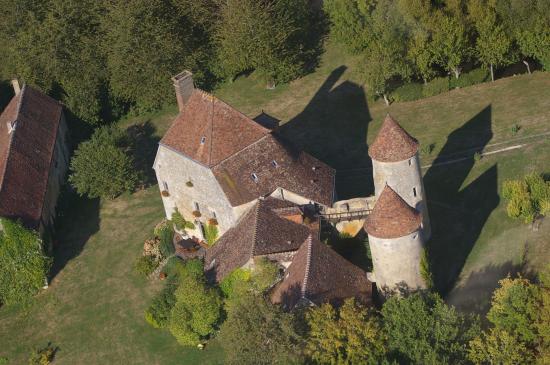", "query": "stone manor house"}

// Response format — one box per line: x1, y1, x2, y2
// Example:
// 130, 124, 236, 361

154, 71, 431, 307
